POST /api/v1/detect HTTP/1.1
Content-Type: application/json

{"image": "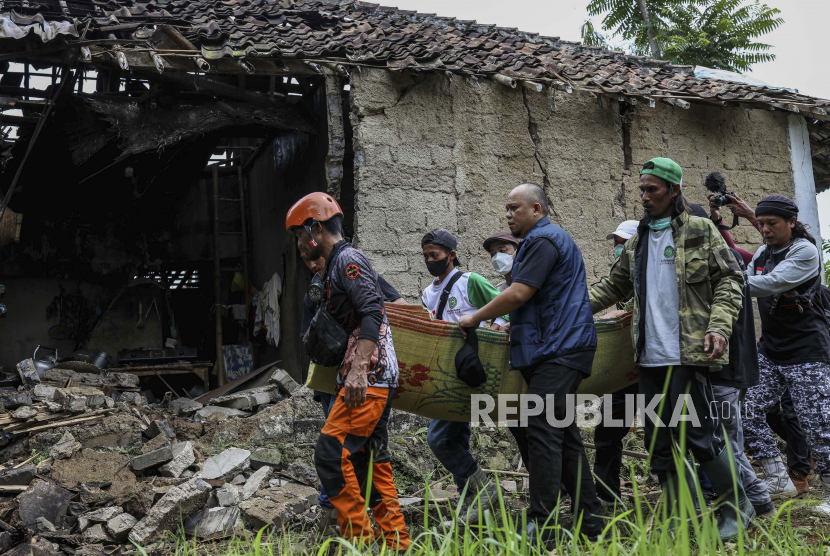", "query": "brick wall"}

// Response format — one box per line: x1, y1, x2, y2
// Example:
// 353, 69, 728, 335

349, 68, 793, 301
